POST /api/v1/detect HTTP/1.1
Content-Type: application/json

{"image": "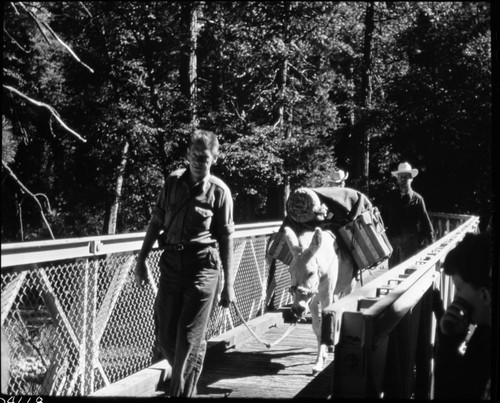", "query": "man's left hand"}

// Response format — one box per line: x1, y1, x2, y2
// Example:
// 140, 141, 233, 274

219, 284, 236, 308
